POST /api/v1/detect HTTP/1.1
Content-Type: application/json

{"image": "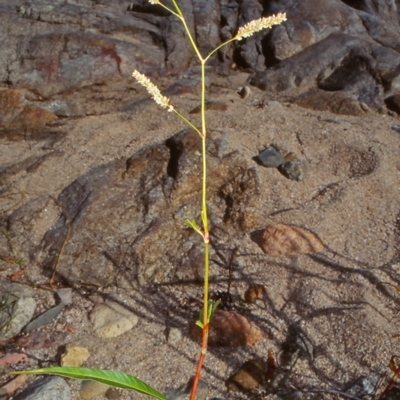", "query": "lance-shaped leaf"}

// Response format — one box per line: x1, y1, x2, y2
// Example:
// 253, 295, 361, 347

14, 367, 169, 400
